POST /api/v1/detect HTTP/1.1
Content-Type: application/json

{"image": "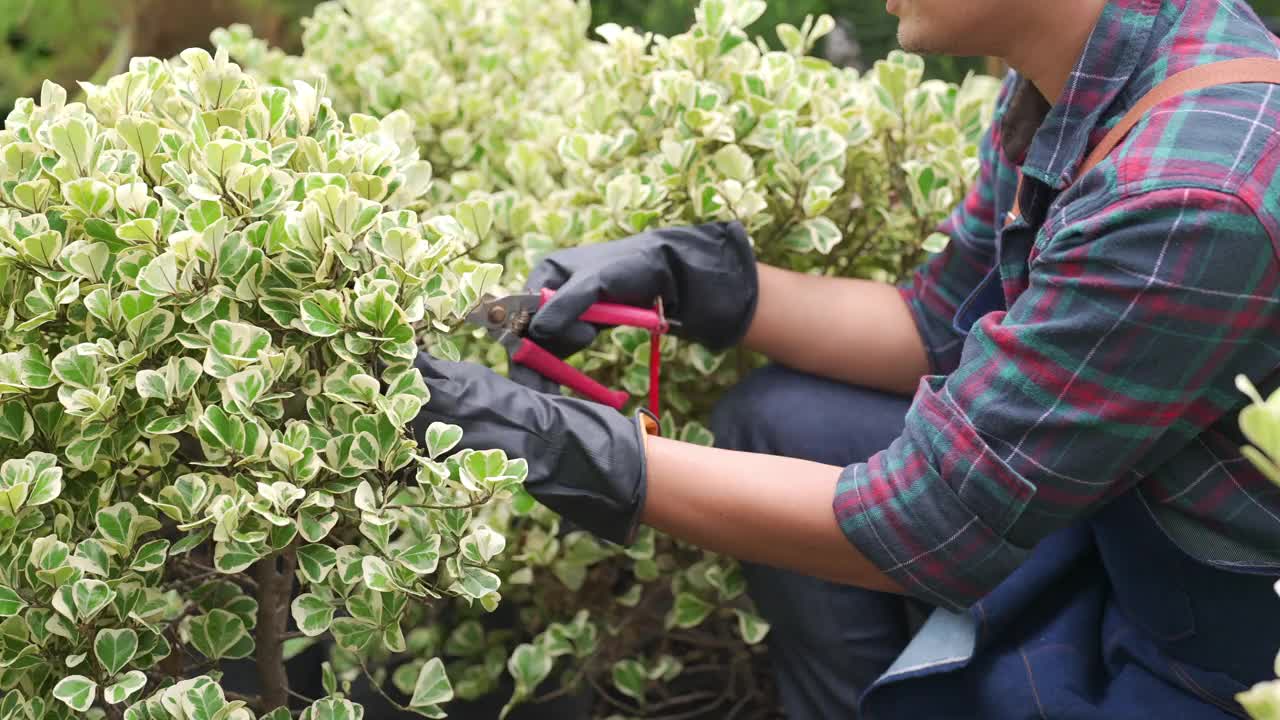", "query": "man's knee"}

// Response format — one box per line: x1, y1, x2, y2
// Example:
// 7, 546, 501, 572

710, 364, 912, 467
709, 364, 791, 453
